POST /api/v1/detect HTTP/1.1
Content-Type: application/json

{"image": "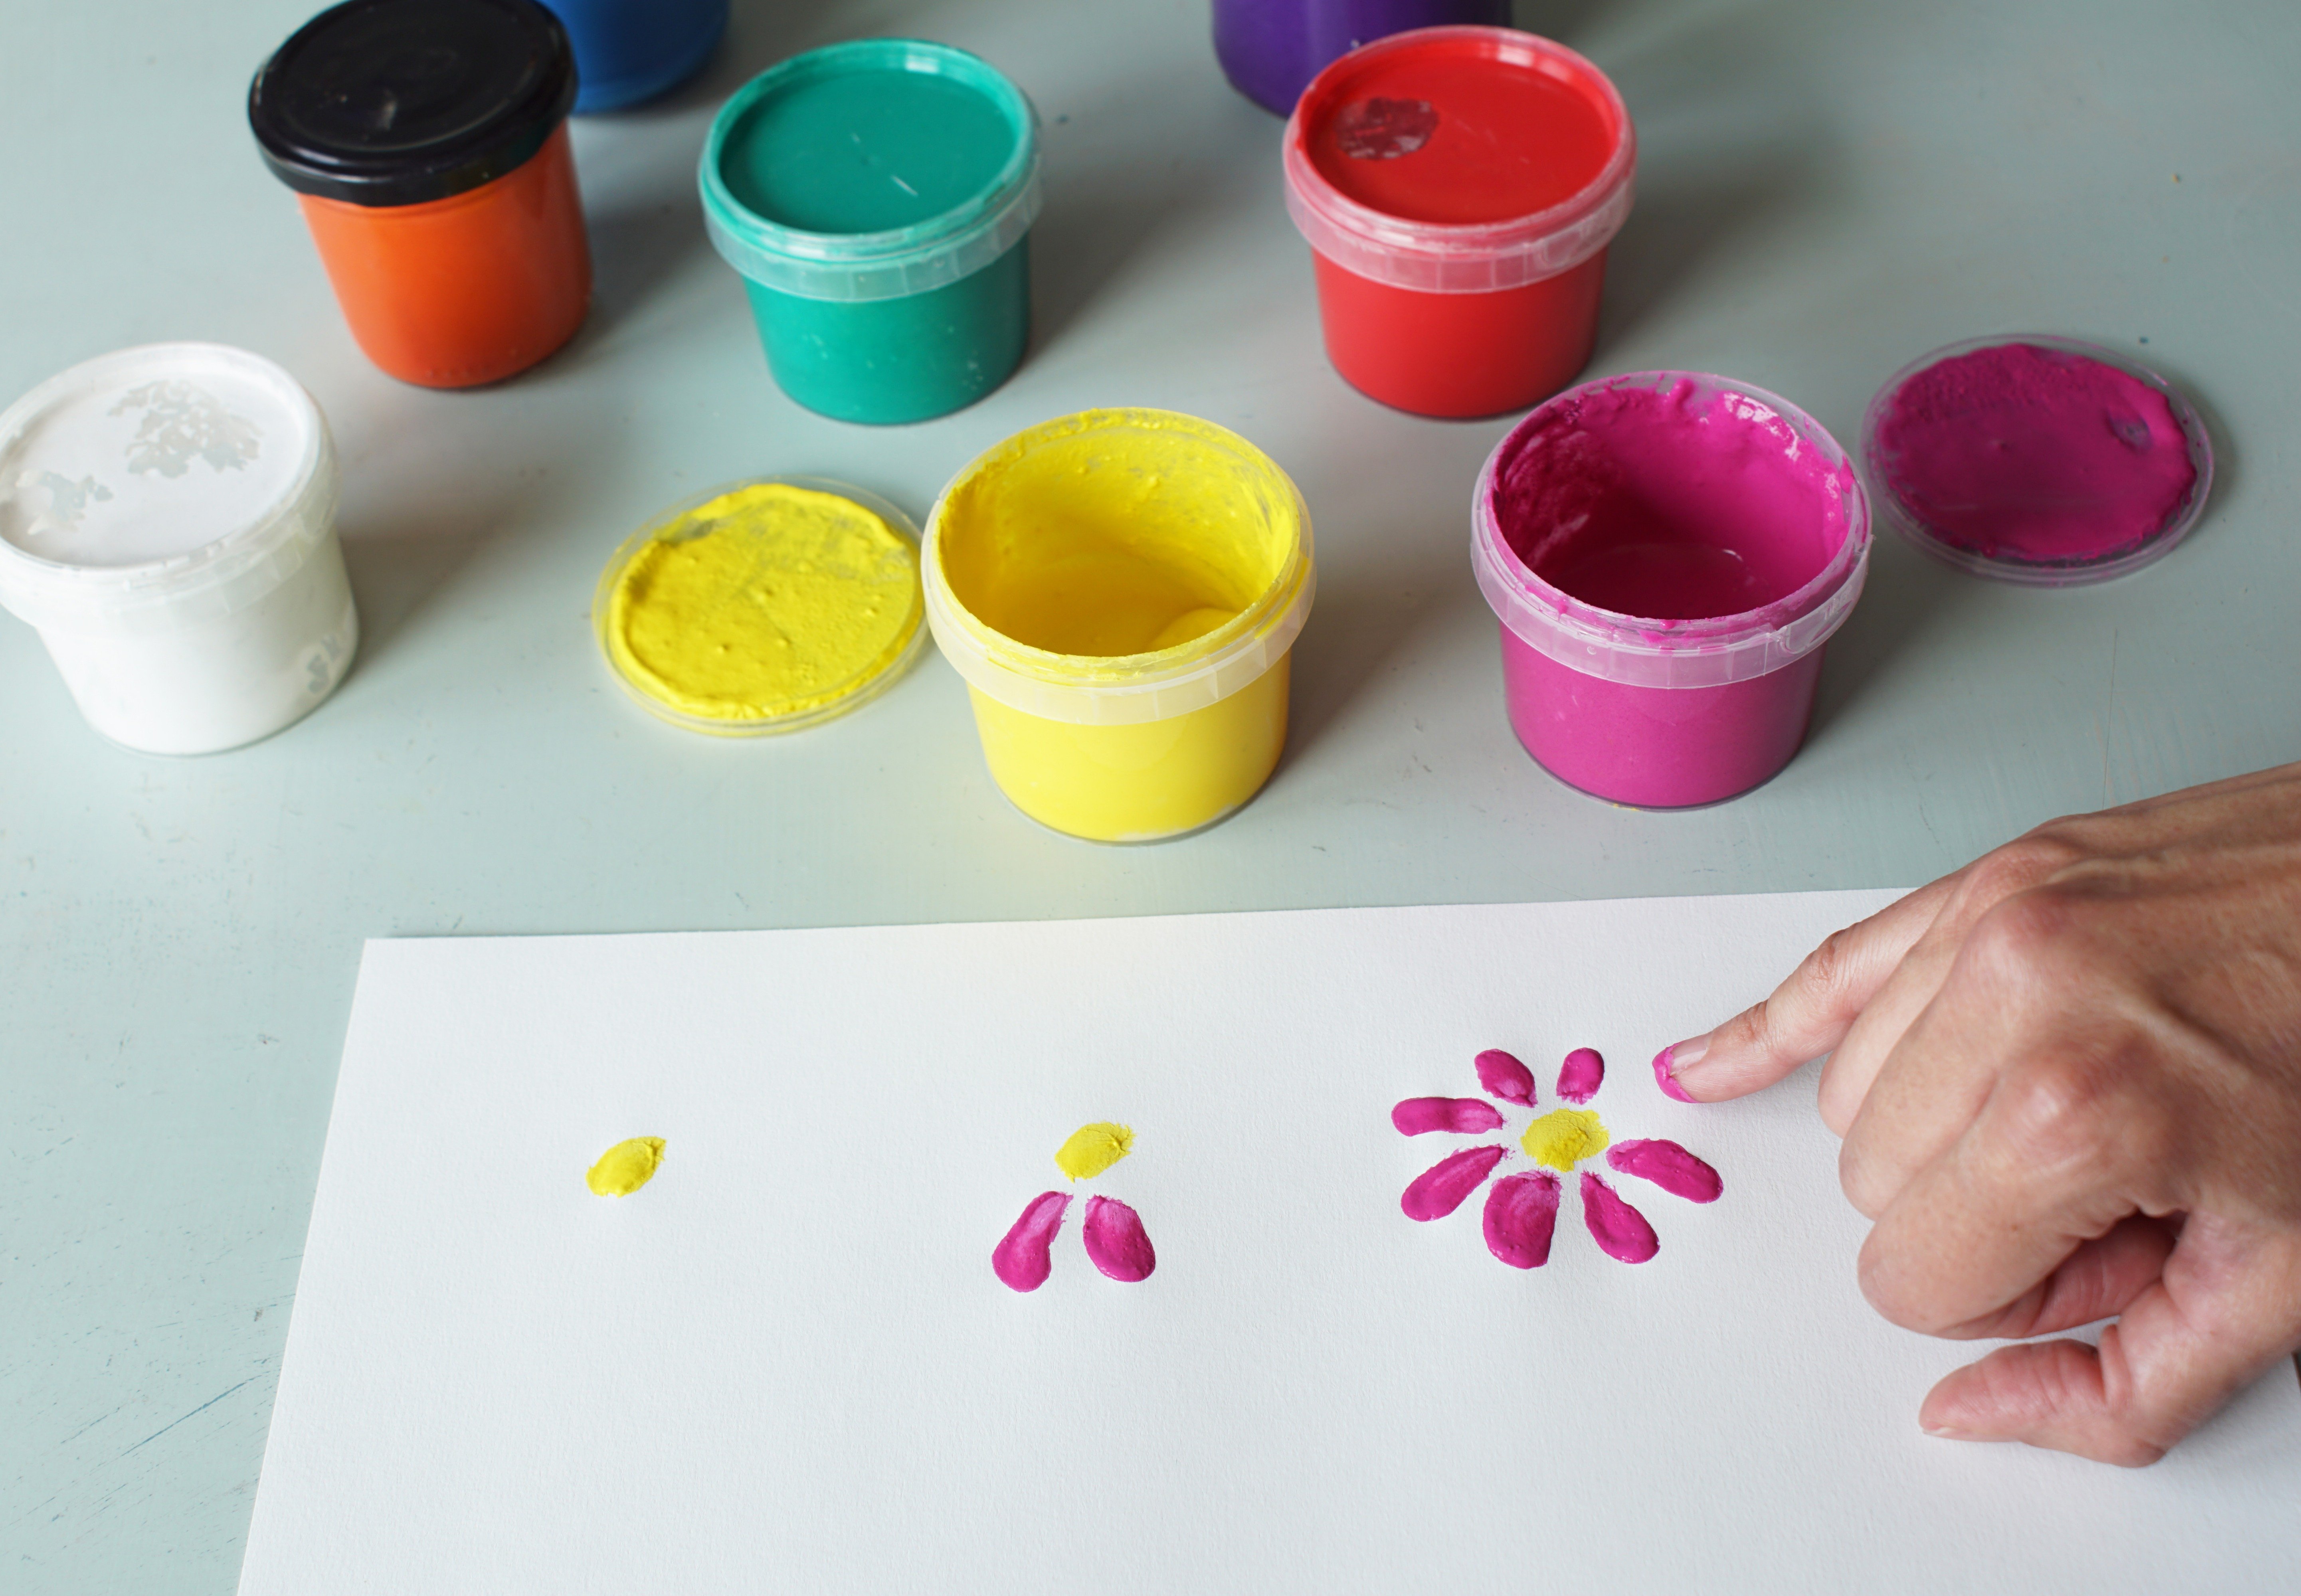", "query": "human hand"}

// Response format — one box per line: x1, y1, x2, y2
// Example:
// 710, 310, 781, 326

1656, 763, 2301, 1464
